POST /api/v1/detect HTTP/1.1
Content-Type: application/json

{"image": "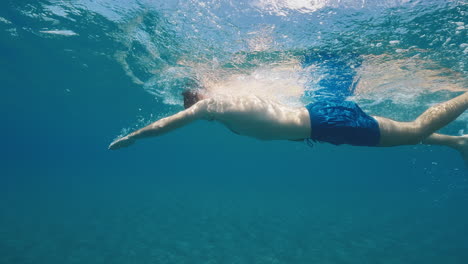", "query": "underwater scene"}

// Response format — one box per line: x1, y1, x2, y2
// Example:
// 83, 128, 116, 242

1, 0, 467, 263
